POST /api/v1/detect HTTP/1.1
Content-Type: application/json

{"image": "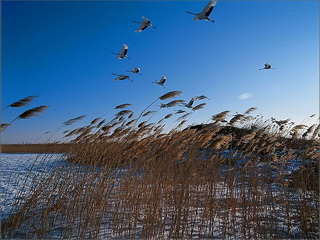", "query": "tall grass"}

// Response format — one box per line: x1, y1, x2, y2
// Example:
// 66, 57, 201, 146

1, 100, 319, 239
